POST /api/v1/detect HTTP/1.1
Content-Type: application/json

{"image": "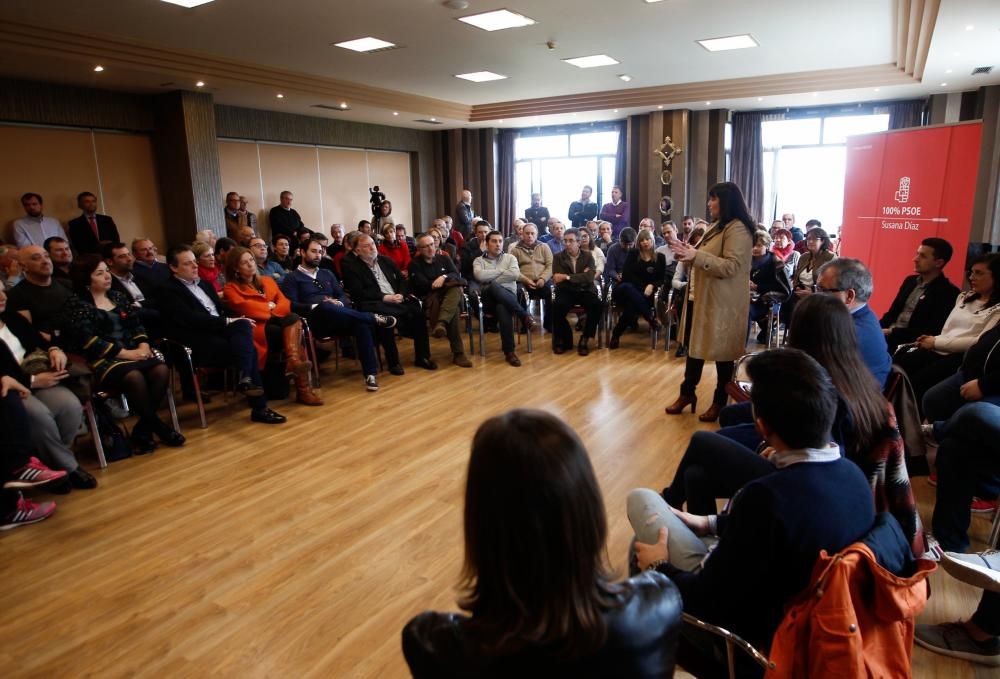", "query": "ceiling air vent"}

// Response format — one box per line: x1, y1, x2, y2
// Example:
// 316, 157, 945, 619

972, 66, 993, 75
311, 104, 352, 112
414, 119, 444, 125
